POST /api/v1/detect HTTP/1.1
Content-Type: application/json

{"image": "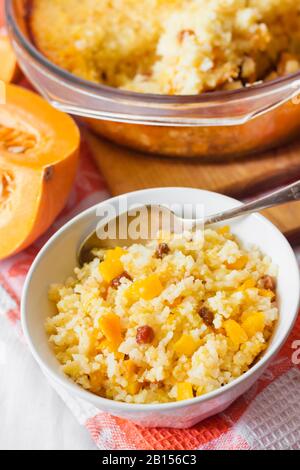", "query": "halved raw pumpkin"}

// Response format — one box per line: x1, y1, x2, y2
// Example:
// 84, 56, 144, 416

0, 30, 19, 83
0, 84, 80, 259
